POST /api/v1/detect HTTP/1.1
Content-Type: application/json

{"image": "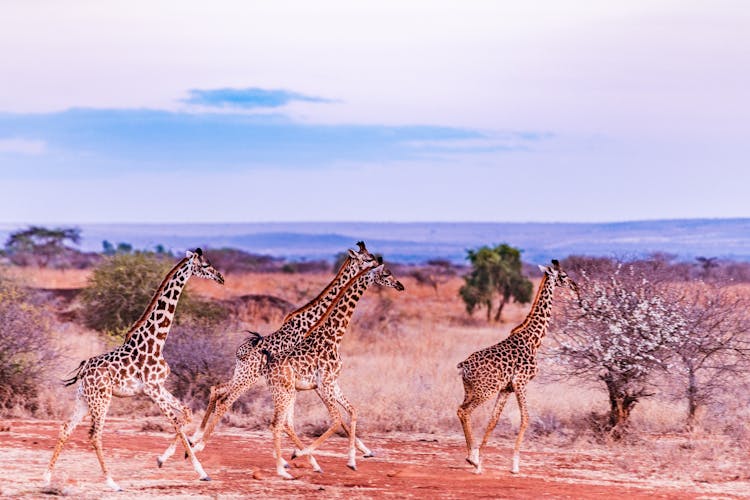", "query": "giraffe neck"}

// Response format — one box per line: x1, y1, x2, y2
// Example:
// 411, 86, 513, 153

509, 273, 555, 349
123, 257, 192, 356
281, 256, 361, 328
327, 271, 373, 345
304, 266, 374, 343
